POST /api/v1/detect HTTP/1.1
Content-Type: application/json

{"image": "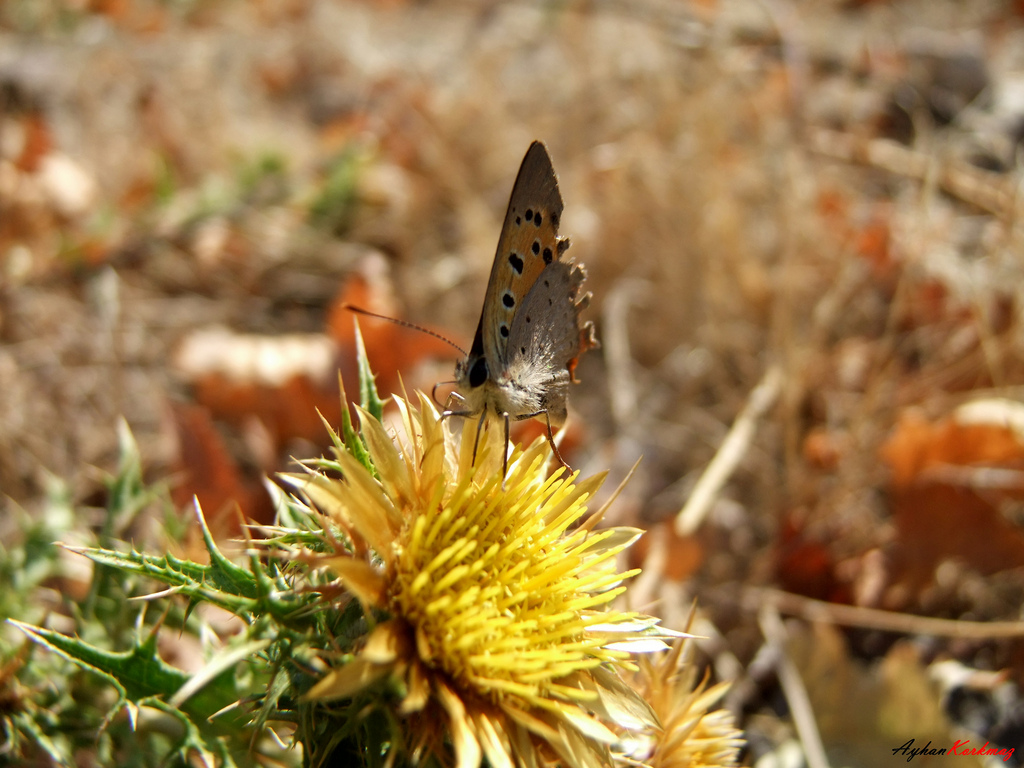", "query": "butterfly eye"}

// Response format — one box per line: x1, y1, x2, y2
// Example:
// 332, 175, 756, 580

469, 357, 489, 388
